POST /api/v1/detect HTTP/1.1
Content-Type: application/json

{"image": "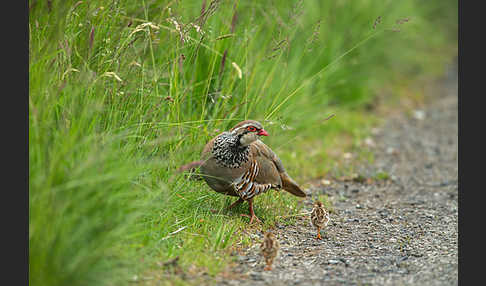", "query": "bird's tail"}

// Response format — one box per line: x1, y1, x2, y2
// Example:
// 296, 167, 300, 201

281, 172, 307, 197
